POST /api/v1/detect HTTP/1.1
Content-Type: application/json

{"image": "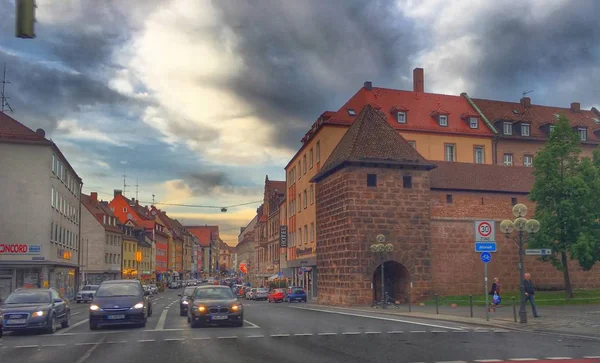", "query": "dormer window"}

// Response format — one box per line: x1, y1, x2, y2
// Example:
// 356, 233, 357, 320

579, 127, 587, 141
439, 115, 448, 127
521, 123, 530, 136
549, 125, 556, 134
397, 112, 406, 124
469, 117, 478, 129
503, 122, 513, 135
347, 109, 356, 116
